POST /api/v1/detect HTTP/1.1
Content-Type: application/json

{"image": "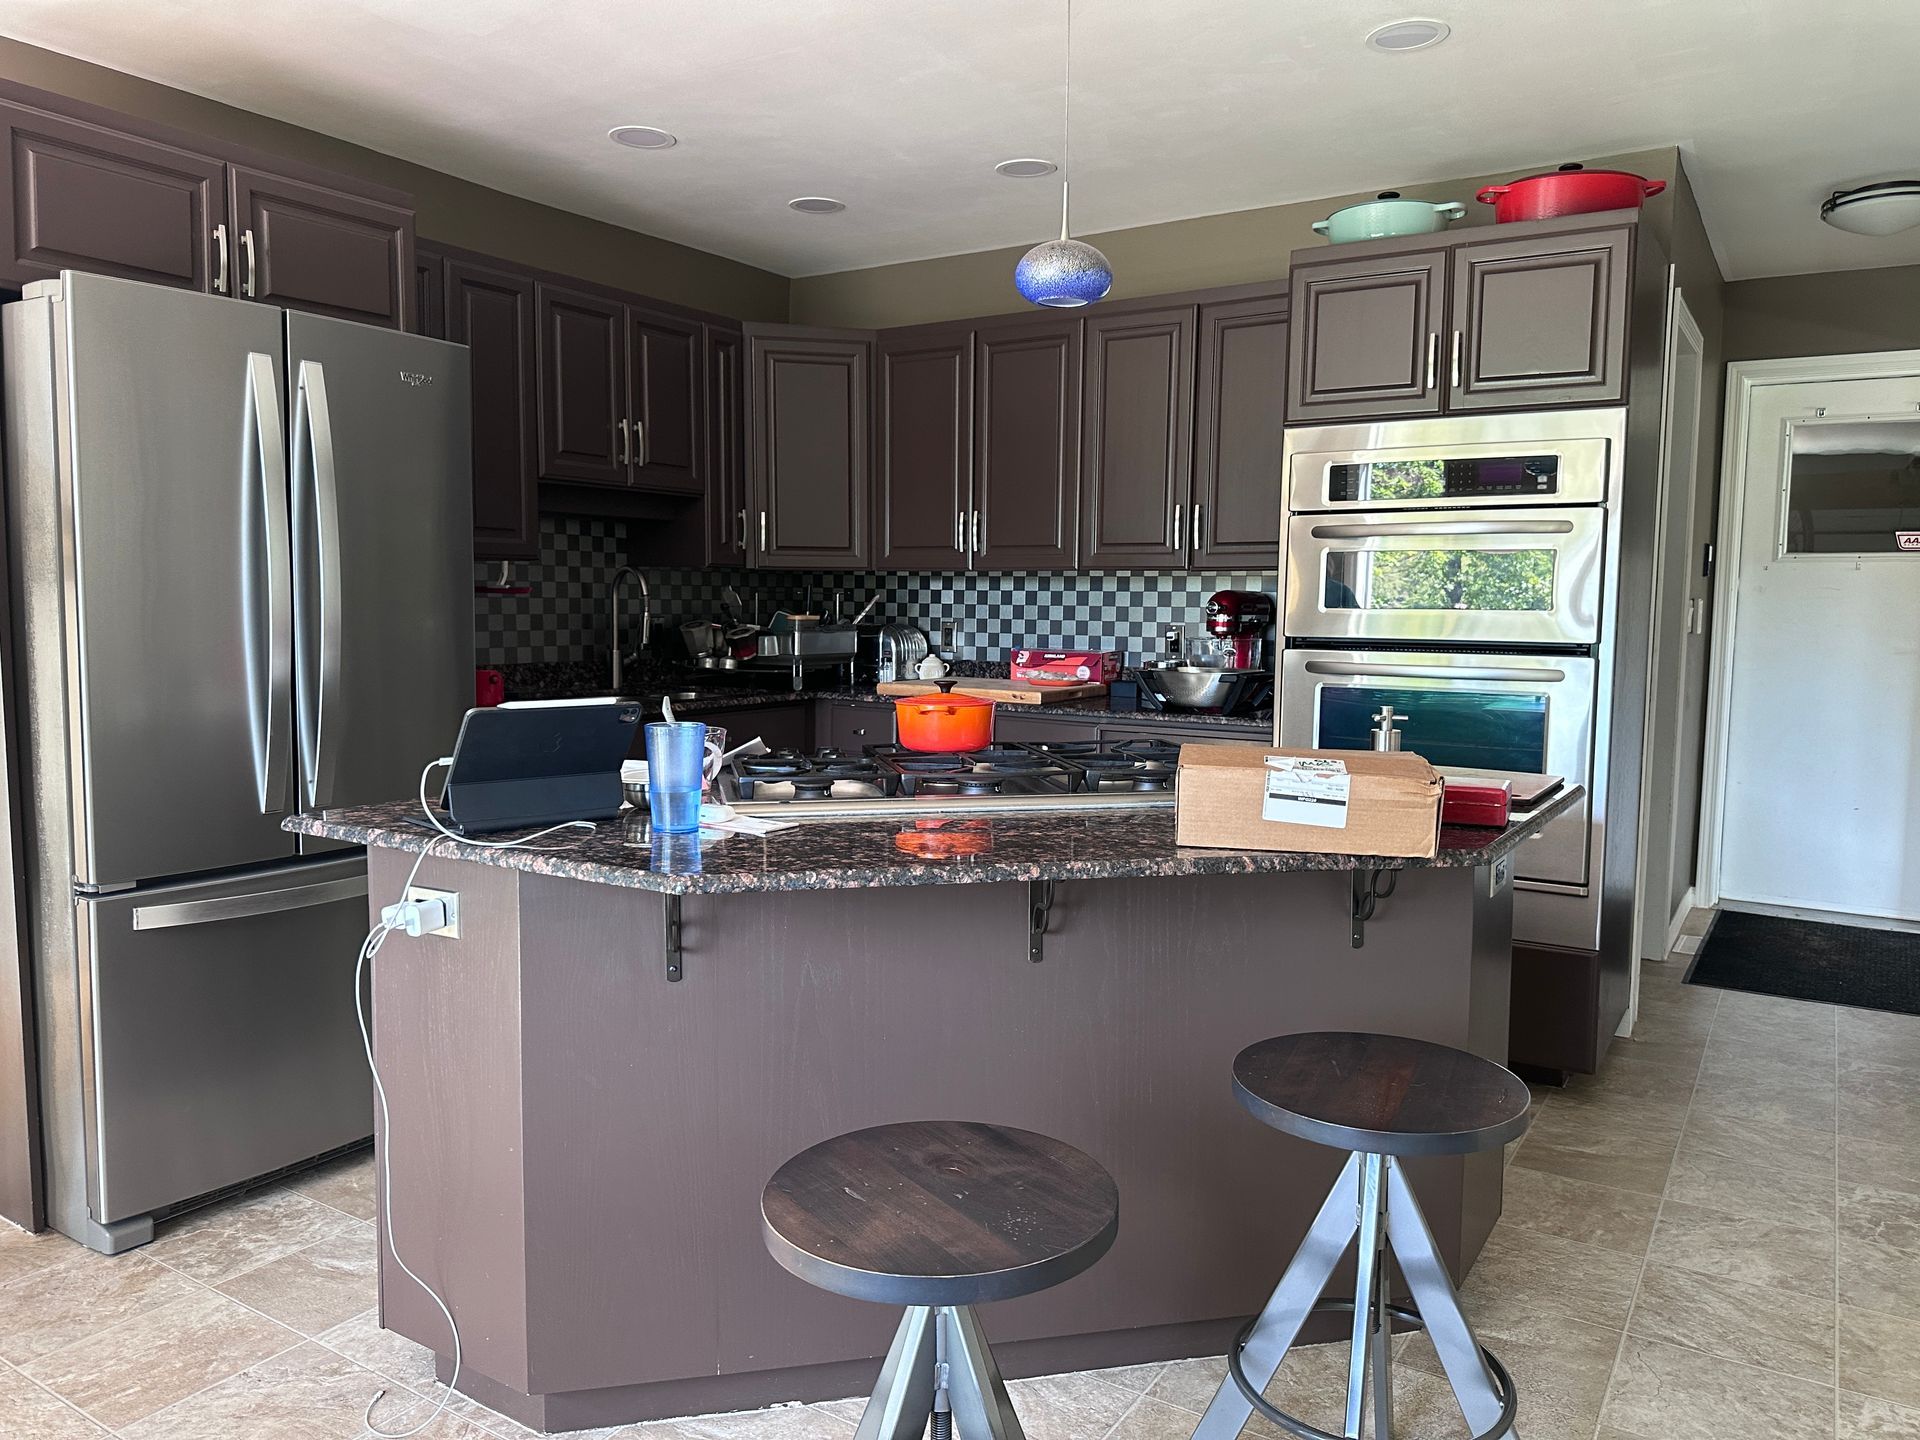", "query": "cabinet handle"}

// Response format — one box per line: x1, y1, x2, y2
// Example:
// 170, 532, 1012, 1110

760, 510, 769, 554
1192, 503, 1205, 554
1424, 332, 1438, 391
956, 508, 966, 552
617, 418, 630, 466
212, 222, 229, 295
971, 509, 981, 554
241, 227, 257, 298
736, 508, 748, 550
1170, 503, 1183, 551
1450, 330, 1464, 389
633, 419, 646, 467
